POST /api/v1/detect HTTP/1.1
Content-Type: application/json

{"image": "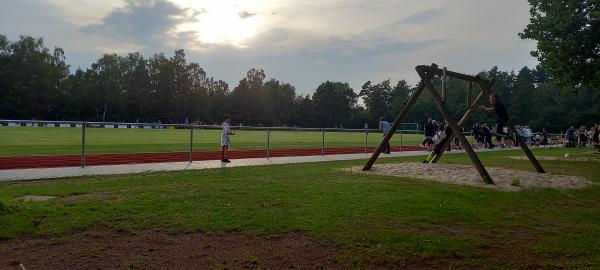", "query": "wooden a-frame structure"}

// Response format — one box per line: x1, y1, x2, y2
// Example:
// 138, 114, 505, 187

362, 64, 545, 184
